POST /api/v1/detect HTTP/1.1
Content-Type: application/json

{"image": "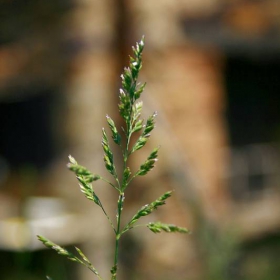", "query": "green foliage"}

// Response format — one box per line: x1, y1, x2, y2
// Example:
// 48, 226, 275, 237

102, 128, 118, 179
38, 37, 189, 280
136, 147, 159, 176
147, 222, 189, 234
37, 236, 102, 279
37, 236, 80, 264
123, 191, 173, 233
106, 115, 121, 145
